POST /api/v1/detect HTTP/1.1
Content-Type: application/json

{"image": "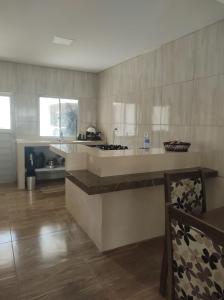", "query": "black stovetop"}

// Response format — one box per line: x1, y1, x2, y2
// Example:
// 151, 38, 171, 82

89, 144, 128, 151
